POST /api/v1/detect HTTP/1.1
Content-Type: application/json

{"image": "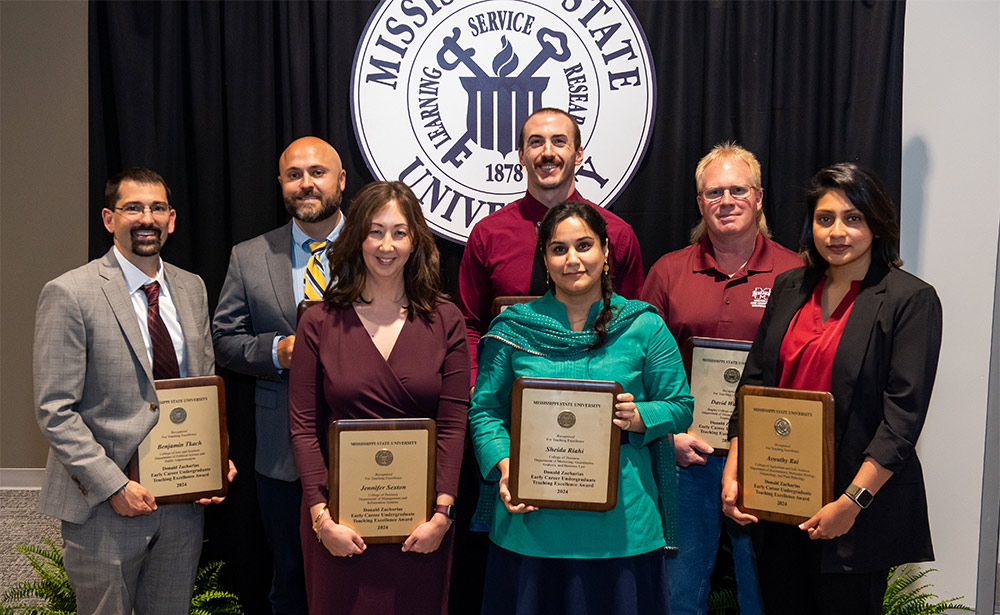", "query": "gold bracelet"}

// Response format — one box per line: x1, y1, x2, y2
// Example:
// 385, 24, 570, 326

312, 505, 328, 539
